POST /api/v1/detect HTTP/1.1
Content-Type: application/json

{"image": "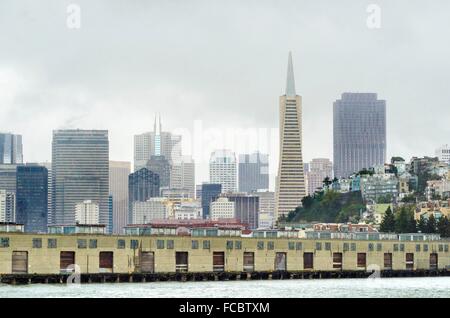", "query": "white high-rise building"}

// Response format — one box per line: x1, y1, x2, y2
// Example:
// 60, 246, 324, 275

209, 150, 237, 193
0, 191, 15, 223
170, 156, 195, 198
436, 145, 450, 164
0, 190, 5, 222
275, 52, 306, 219
132, 197, 173, 224
173, 201, 202, 220
0, 164, 17, 222
210, 197, 235, 220
75, 200, 99, 225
